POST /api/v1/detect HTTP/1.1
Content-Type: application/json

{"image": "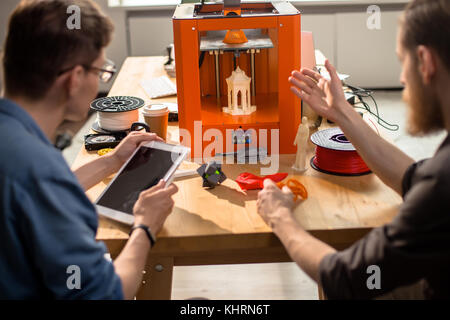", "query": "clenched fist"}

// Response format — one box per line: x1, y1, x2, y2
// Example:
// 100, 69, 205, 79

257, 179, 296, 231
